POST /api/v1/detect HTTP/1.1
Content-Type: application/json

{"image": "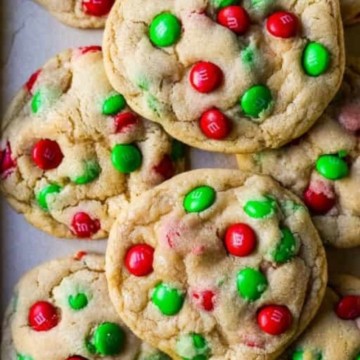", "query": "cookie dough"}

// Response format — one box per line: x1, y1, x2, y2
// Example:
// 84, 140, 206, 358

106, 169, 327, 360
1, 252, 170, 360
237, 58, 360, 248
0, 47, 185, 239
341, 0, 360, 25
280, 274, 360, 360
103, 0, 345, 153
34, 0, 114, 28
